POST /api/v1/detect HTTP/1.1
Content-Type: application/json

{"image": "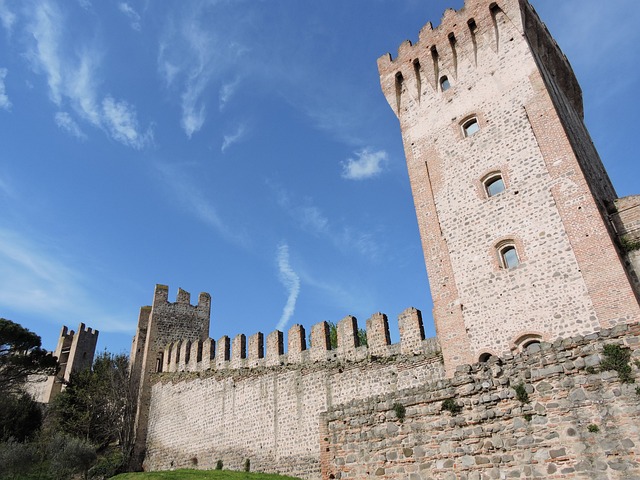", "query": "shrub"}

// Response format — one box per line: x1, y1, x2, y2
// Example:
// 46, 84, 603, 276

600, 344, 634, 383
88, 447, 125, 479
392, 403, 406, 423
0, 440, 38, 479
524, 413, 533, 422
47, 433, 97, 479
588, 424, 600, 433
514, 382, 530, 403
620, 235, 640, 253
441, 398, 462, 415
